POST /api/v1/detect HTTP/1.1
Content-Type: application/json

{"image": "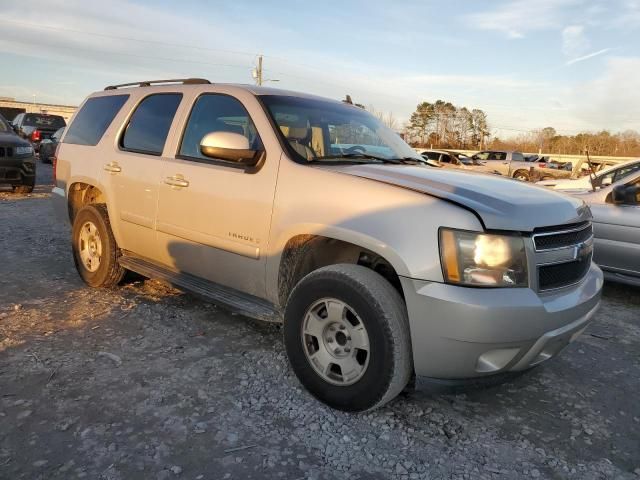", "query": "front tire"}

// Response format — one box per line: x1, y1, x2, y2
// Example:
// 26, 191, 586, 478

72, 204, 125, 288
284, 264, 413, 412
13, 184, 34, 194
